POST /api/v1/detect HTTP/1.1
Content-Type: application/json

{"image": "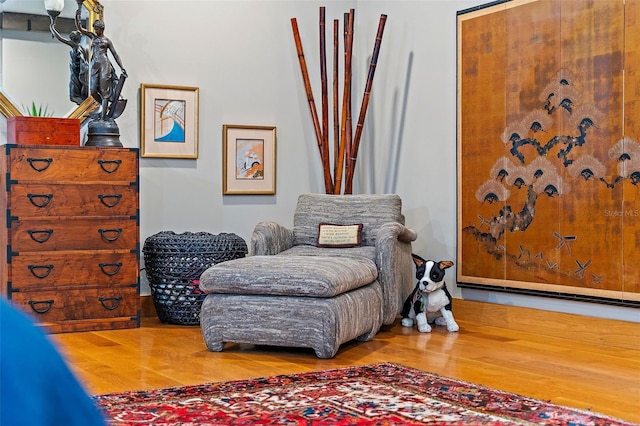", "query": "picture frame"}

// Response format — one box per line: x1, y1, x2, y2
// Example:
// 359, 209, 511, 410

223, 124, 276, 195
140, 84, 199, 159
456, 0, 640, 304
